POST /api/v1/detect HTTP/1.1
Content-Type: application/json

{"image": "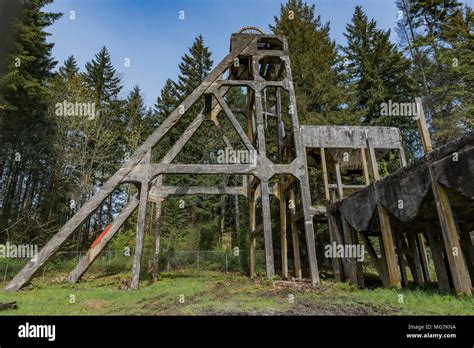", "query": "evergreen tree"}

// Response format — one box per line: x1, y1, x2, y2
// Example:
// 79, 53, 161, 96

152, 79, 179, 162
342, 6, 418, 156
83, 46, 125, 233
85, 46, 122, 105
0, 0, 61, 239
154, 35, 216, 170
396, 0, 470, 145
47, 60, 97, 243
84, 46, 124, 170
270, 0, 360, 125
175, 35, 213, 100
436, 5, 474, 136
154, 78, 179, 125
123, 85, 148, 151
428, 4, 474, 142
342, 7, 416, 120
58, 55, 79, 80
152, 35, 232, 251
342, 7, 380, 121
